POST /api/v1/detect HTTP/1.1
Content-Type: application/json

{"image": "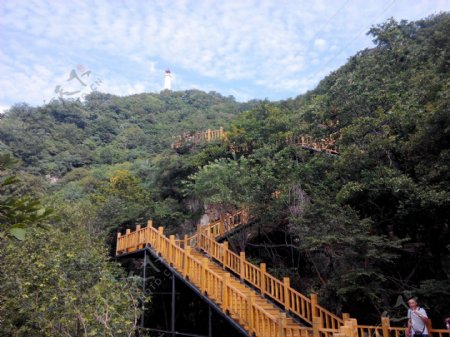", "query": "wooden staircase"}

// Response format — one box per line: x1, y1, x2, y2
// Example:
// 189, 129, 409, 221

116, 211, 335, 337
186, 249, 311, 337
116, 212, 450, 337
